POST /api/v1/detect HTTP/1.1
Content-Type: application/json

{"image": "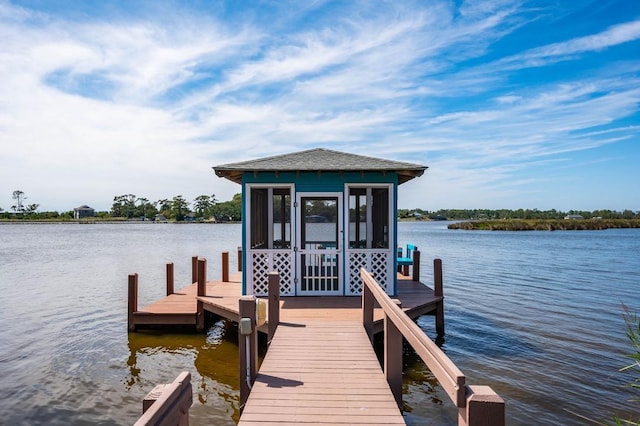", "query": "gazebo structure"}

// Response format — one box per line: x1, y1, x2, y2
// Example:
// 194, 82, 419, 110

213, 148, 426, 297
